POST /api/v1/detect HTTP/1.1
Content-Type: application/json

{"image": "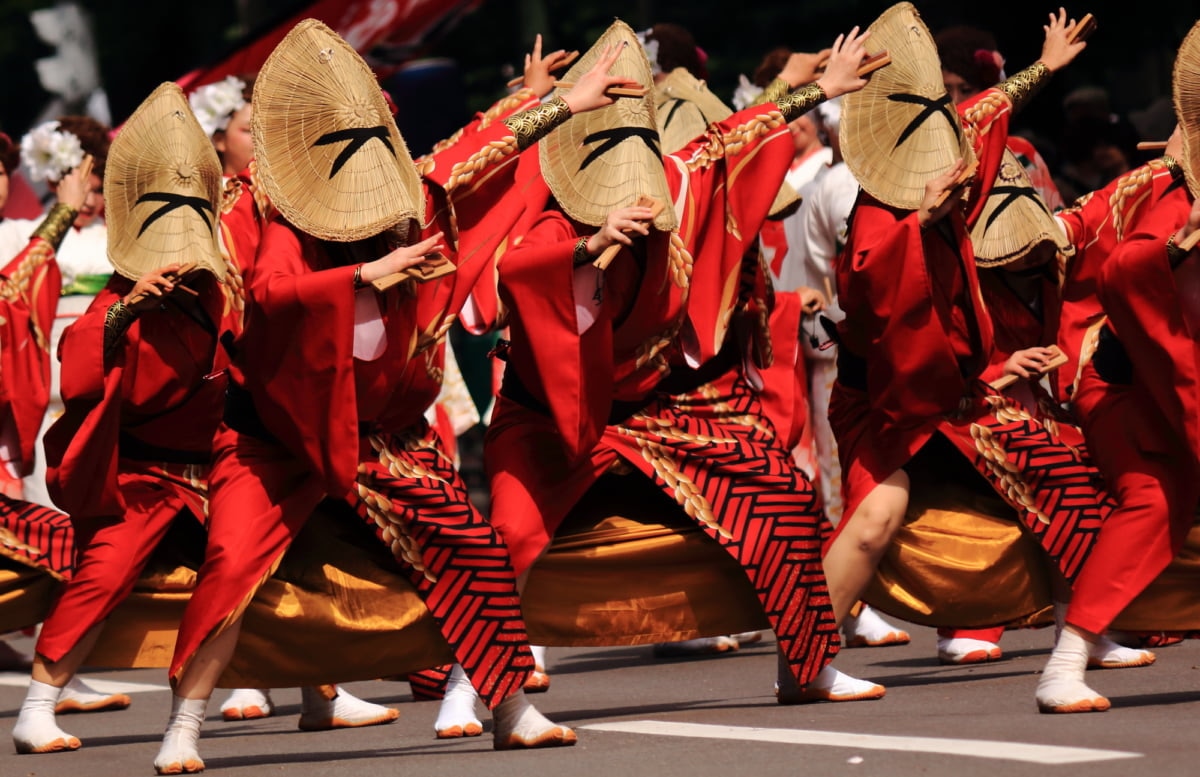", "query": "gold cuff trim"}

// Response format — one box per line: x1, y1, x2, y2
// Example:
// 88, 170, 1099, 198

752, 78, 791, 108
776, 82, 827, 123
1163, 154, 1185, 182
505, 96, 573, 151
30, 203, 78, 250
572, 237, 592, 267
998, 62, 1051, 113
1167, 233, 1191, 267
104, 299, 136, 354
